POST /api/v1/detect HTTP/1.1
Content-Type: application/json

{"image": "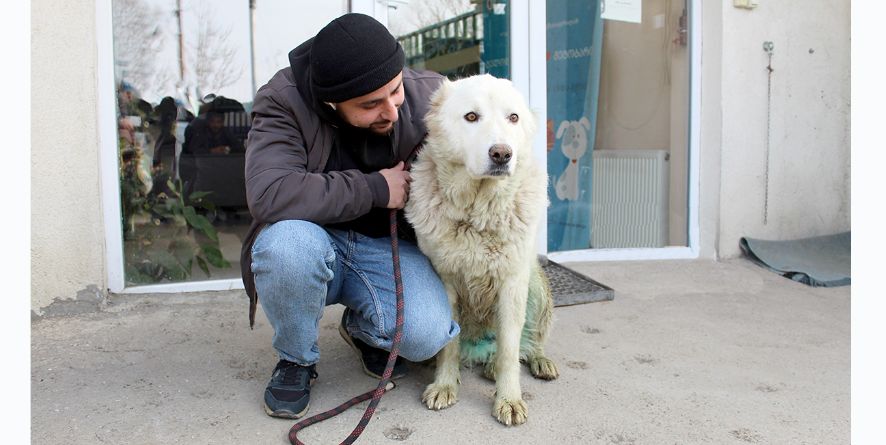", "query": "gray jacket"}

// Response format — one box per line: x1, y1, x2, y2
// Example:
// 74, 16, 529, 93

240, 59, 443, 327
